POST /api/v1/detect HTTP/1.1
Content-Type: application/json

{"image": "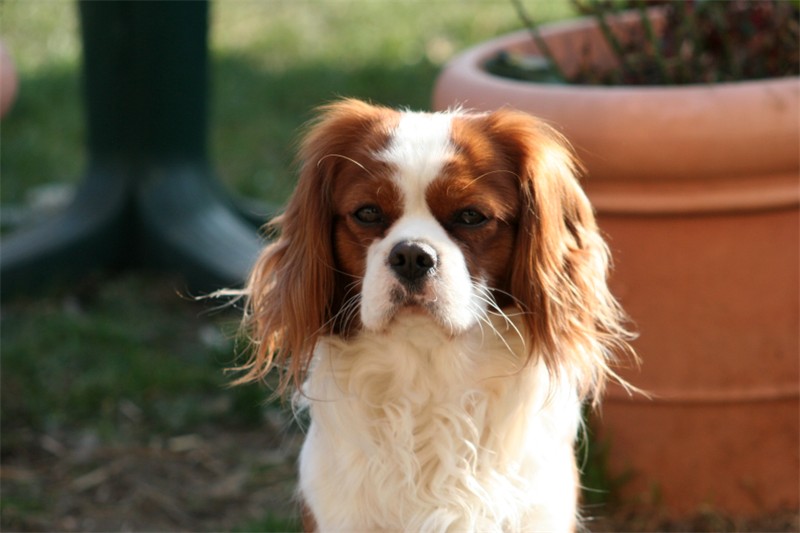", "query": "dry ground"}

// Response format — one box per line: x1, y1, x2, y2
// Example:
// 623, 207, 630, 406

3, 423, 797, 532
